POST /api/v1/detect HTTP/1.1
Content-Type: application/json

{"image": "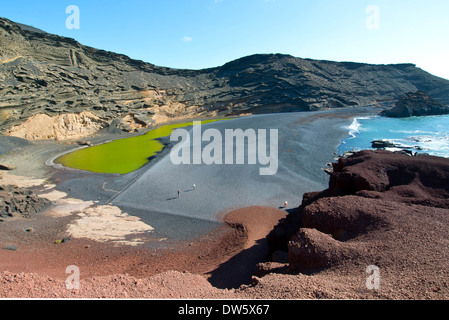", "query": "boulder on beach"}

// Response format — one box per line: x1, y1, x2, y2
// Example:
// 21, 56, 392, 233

0, 185, 51, 219
0, 164, 15, 171
380, 91, 449, 118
